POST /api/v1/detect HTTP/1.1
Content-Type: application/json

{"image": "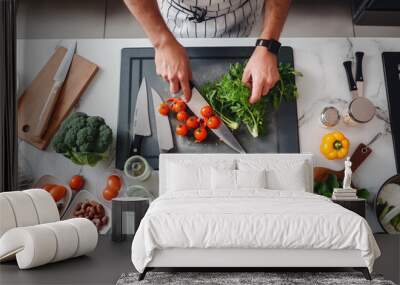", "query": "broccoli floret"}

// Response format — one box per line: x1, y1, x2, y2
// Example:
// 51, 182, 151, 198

52, 112, 113, 166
